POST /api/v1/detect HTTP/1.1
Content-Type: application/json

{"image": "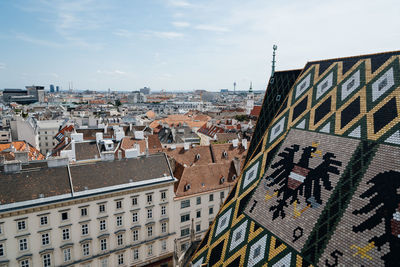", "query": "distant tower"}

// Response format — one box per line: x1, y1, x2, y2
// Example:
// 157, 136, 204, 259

246, 81, 254, 115
271, 44, 278, 78
233, 82, 236, 95
50, 84, 55, 93
56, 86, 60, 92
